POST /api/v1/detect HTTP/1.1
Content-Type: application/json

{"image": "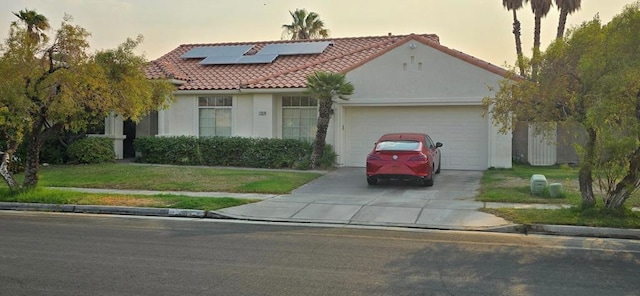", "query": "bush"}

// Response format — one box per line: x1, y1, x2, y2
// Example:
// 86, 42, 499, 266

67, 137, 116, 164
134, 136, 333, 169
